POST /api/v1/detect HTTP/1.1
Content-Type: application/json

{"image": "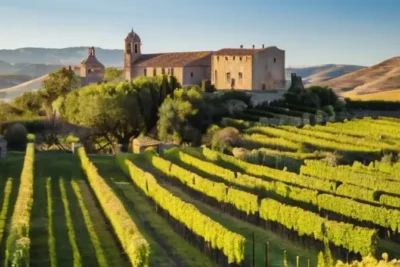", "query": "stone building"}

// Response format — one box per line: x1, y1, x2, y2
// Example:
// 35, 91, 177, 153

124, 29, 212, 85
211, 46, 285, 90
123, 29, 285, 90
79, 47, 105, 86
